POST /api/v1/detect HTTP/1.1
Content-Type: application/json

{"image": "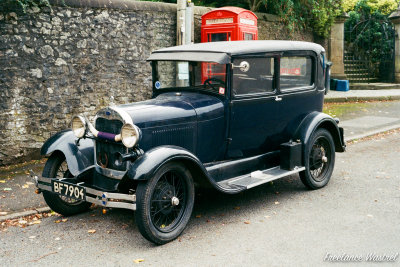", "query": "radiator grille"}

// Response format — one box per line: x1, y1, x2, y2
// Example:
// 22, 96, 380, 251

95, 117, 126, 171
